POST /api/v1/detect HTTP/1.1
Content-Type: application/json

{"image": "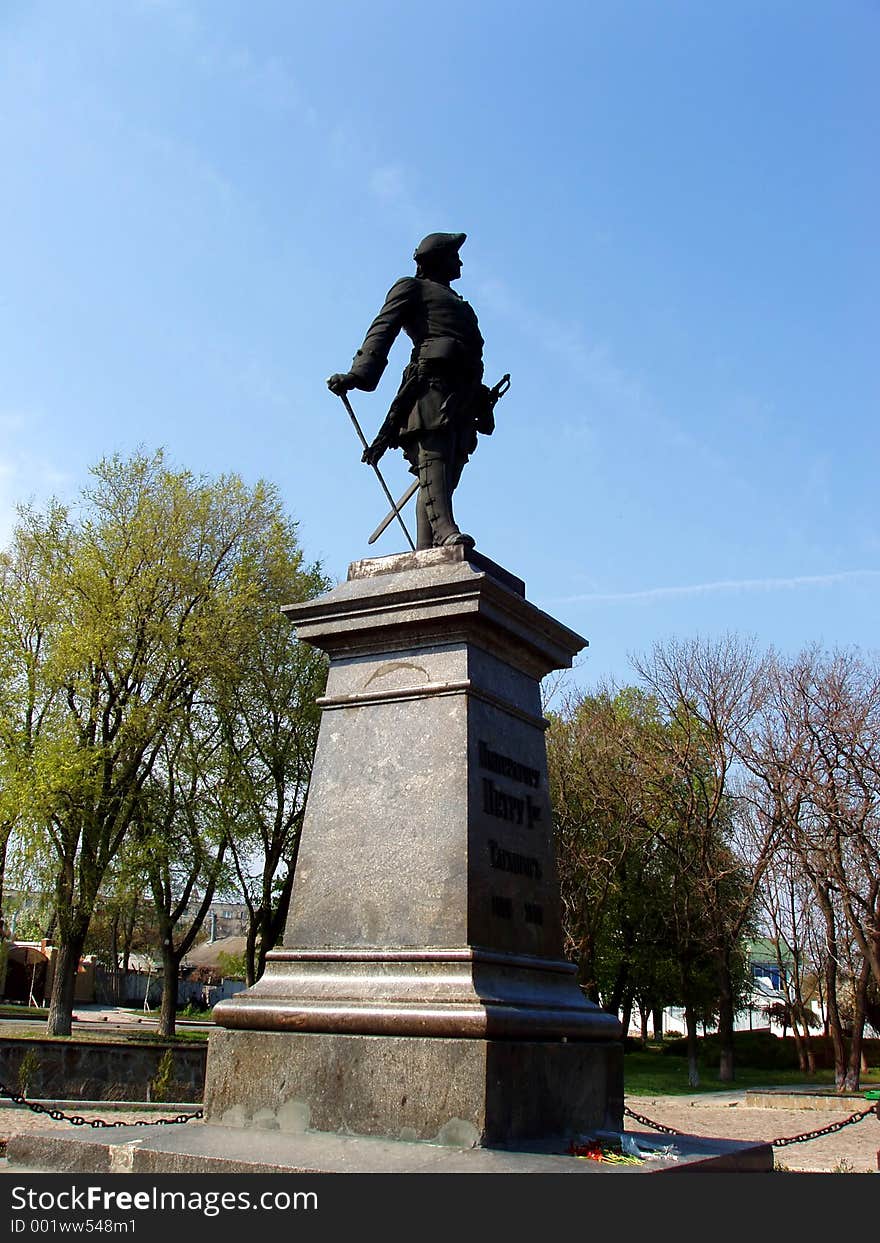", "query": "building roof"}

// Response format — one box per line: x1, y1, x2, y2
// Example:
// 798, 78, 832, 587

745, 937, 795, 965
182, 936, 248, 969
